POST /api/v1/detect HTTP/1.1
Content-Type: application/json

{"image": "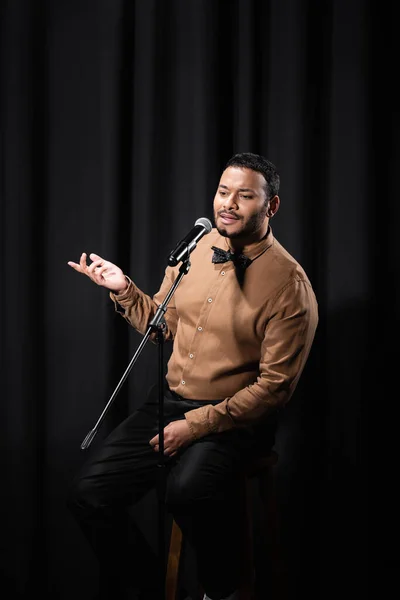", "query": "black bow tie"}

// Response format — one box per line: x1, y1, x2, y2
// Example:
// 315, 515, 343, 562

211, 246, 252, 270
